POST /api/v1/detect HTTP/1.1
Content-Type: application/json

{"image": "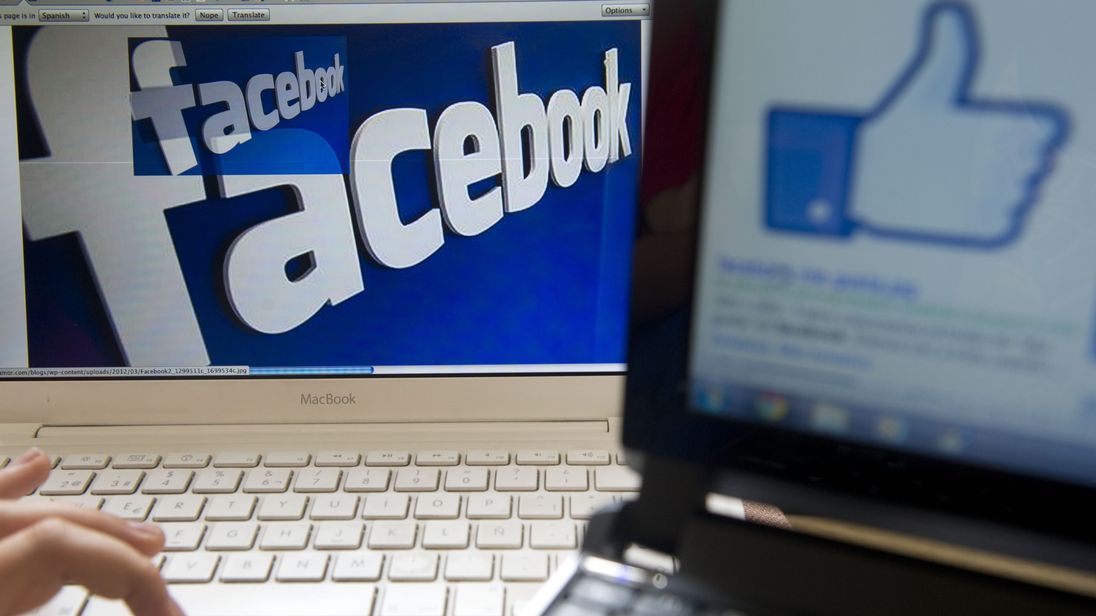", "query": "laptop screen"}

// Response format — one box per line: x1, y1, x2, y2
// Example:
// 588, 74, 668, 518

0, 1, 649, 379
689, 0, 1096, 487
